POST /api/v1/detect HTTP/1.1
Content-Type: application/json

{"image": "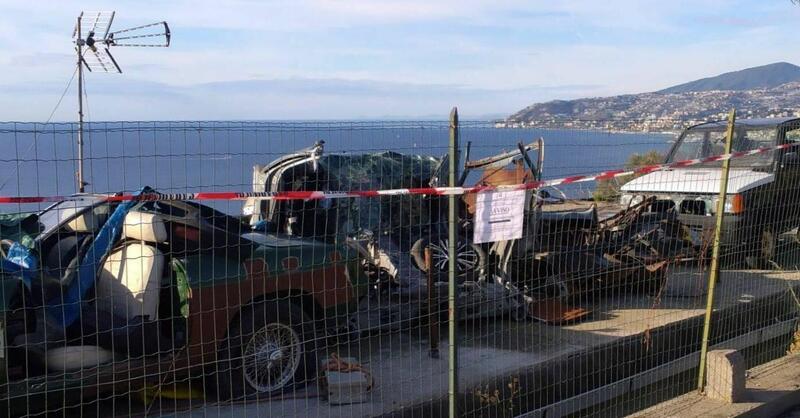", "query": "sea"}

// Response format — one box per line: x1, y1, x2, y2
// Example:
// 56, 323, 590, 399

0, 121, 672, 215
